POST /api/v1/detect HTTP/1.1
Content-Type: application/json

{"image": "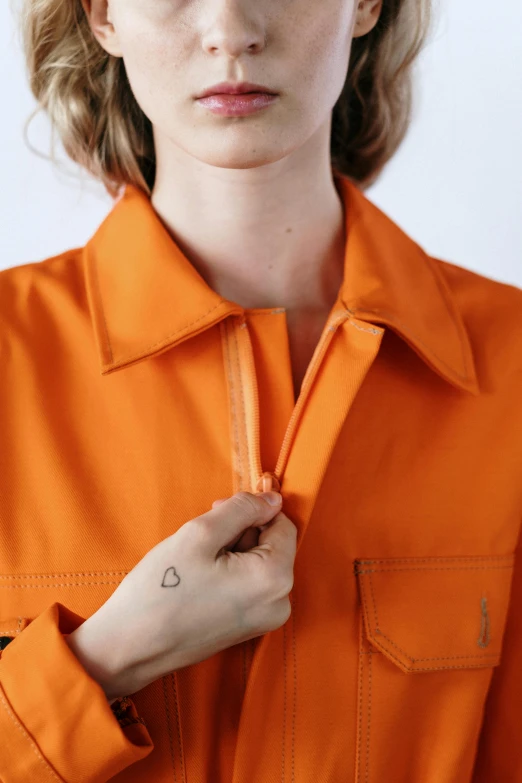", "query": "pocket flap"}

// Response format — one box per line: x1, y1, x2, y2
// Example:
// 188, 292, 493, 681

354, 554, 515, 673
